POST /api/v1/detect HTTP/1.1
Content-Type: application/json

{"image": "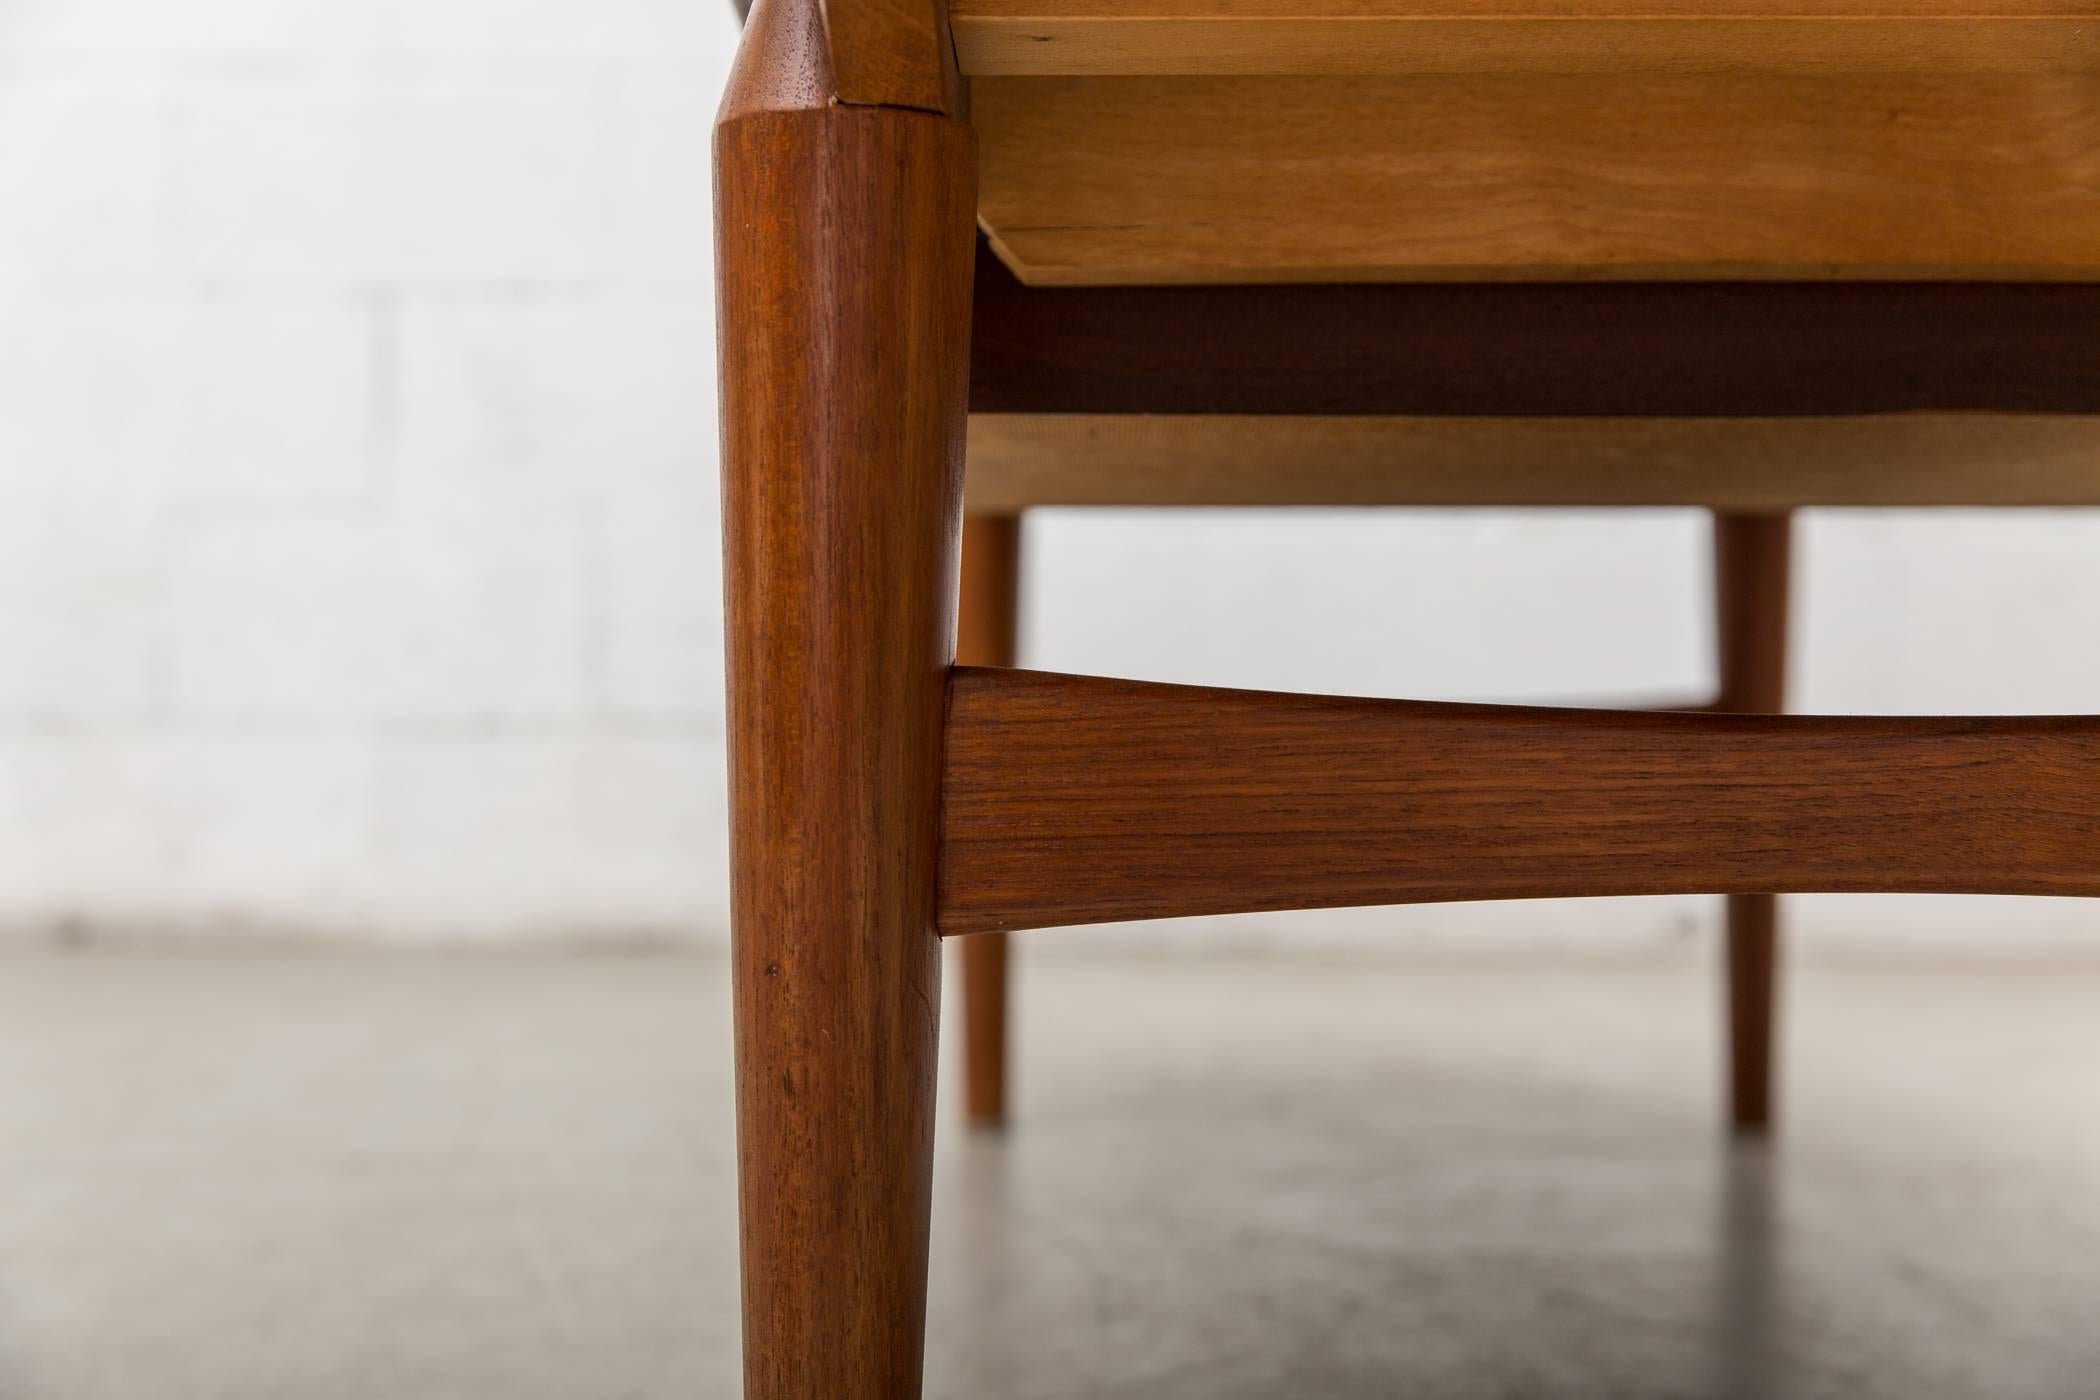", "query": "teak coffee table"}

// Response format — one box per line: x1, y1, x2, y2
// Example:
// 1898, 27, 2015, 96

714, 3, 2100, 1393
